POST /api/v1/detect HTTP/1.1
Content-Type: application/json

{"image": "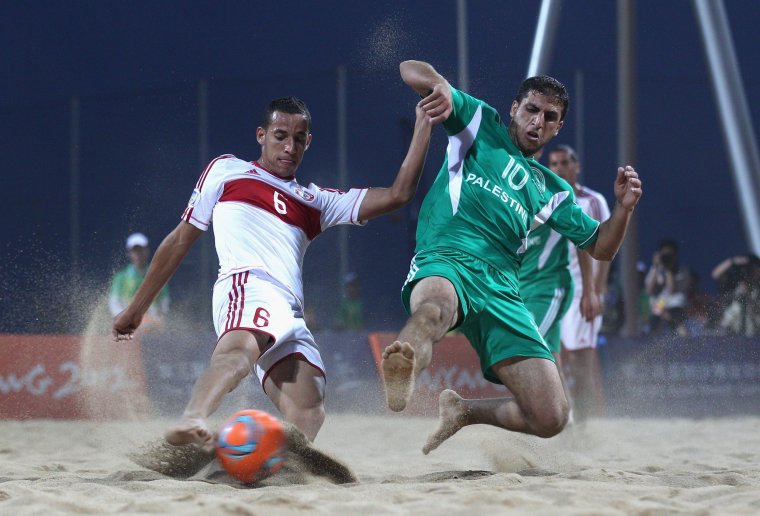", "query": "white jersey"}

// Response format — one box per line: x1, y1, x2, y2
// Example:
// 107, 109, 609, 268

182, 155, 367, 306
567, 185, 611, 297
